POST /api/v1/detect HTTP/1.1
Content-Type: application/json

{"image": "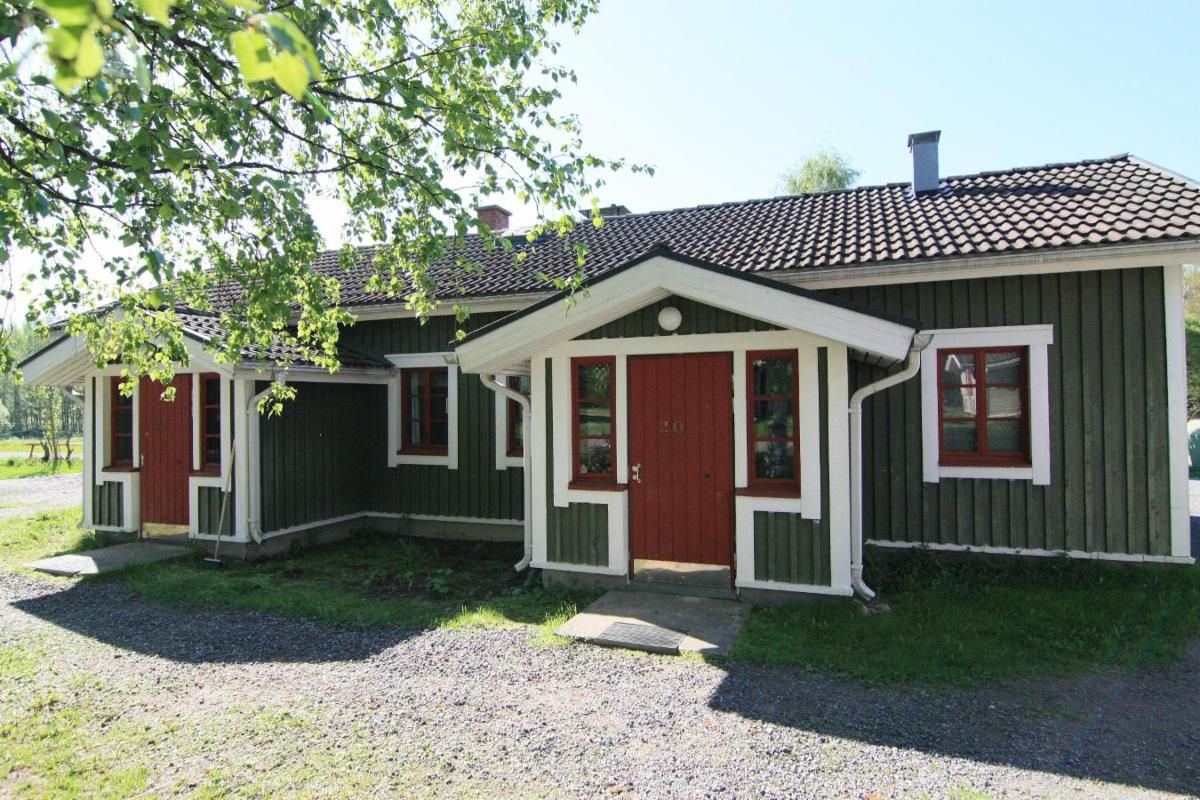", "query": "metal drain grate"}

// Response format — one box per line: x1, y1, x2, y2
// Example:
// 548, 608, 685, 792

591, 621, 685, 655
